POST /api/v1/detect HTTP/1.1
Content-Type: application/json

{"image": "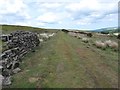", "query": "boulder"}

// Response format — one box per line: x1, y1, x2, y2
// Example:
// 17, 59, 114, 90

12, 68, 21, 74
